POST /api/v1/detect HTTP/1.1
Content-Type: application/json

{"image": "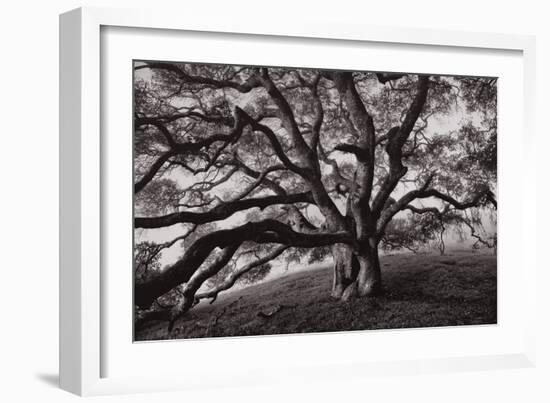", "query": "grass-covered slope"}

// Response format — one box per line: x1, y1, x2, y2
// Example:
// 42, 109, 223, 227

135, 252, 497, 341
